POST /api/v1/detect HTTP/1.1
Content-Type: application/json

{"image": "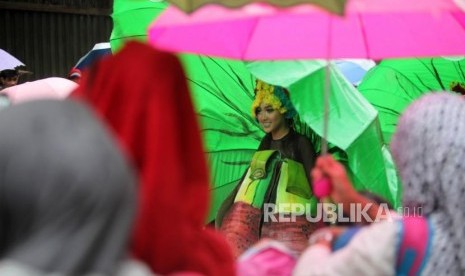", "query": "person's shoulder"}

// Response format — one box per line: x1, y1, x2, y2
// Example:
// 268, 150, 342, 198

294, 131, 312, 144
